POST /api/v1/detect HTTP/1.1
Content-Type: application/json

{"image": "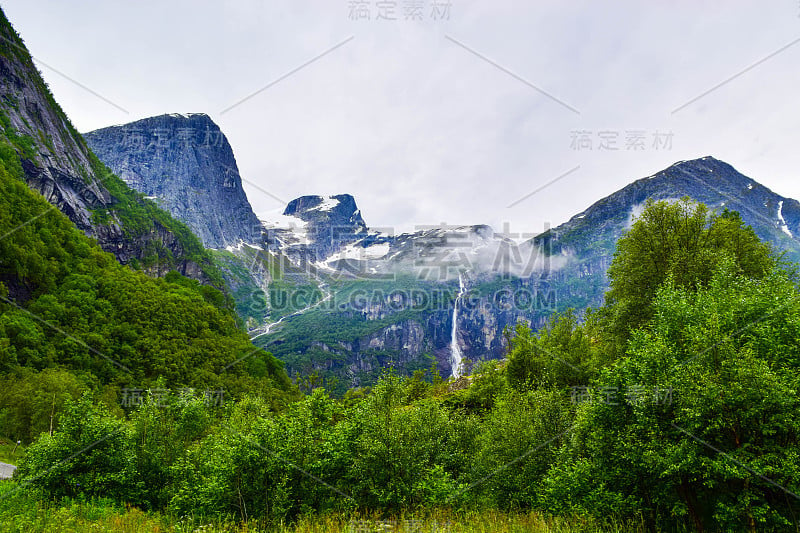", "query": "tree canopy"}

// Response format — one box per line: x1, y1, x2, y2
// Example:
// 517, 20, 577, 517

603, 198, 776, 349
